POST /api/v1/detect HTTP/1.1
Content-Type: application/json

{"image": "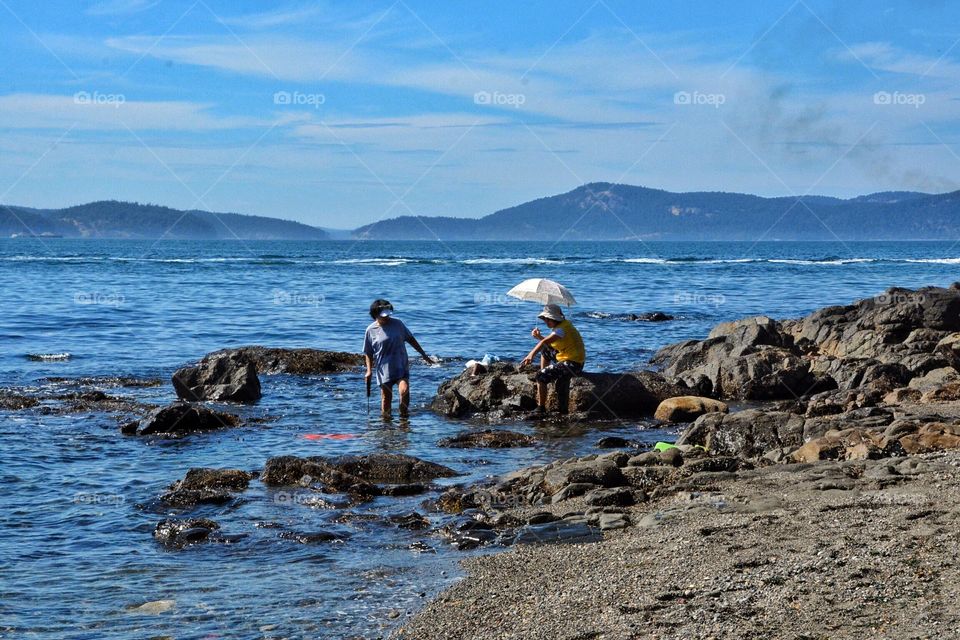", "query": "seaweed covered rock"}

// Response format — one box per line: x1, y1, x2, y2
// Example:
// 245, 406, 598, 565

198, 346, 362, 375
160, 468, 255, 508
261, 453, 458, 496
438, 429, 536, 448
125, 402, 241, 437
